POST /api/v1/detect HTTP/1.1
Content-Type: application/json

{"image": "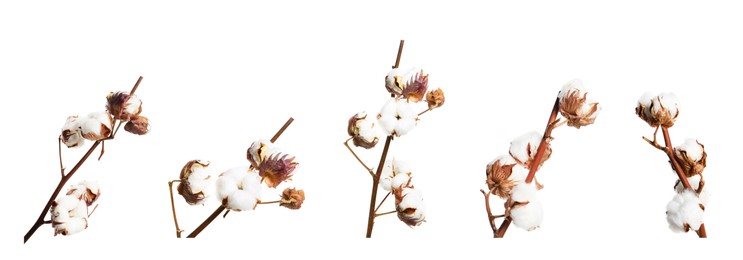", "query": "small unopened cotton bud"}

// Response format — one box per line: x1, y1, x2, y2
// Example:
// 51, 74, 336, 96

279, 188, 305, 210
557, 79, 600, 129
674, 139, 706, 177
636, 92, 680, 128
79, 111, 113, 141
509, 131, 551, 170
666, 190, 704, 232
259, 152, 298, 188
394, 187, 426, 227
124, 115, 150, 135
177, 160, 214, 205
216, 167, 262, 211
377, 98, 418, 137
106, 91, 142, 121
347, 112, 379, 149
426, 88, 445, 109
486, 156, 524, 199
61, 116, 85, 148
247, 140, 274, 169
